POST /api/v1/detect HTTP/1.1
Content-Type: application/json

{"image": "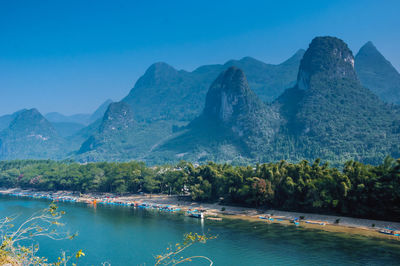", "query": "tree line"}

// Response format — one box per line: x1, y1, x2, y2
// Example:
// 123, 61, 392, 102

0, 157, 399, 221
